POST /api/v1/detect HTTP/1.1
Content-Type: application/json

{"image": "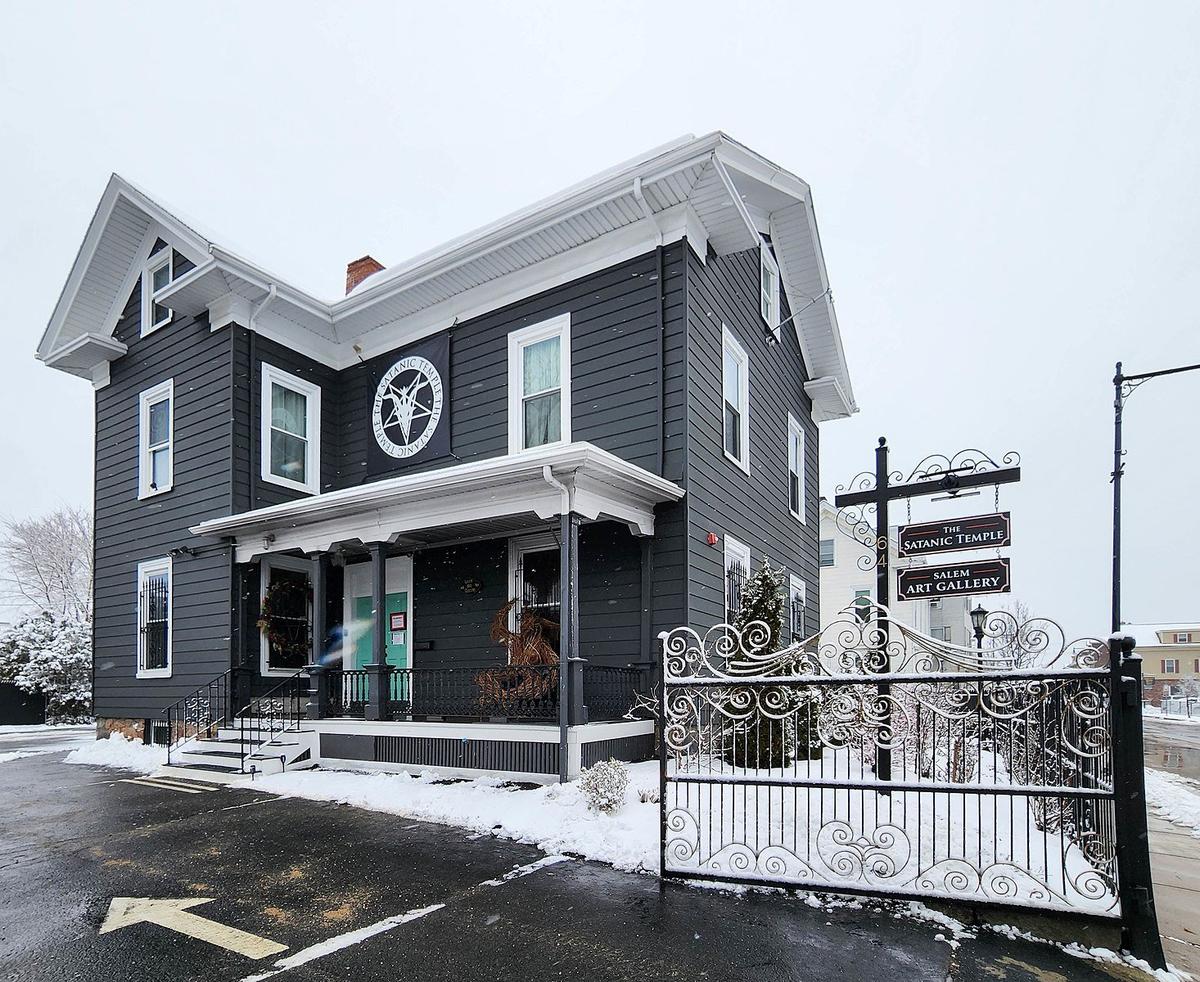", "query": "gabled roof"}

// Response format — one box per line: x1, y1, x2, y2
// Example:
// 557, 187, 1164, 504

38, 133, 856, 417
